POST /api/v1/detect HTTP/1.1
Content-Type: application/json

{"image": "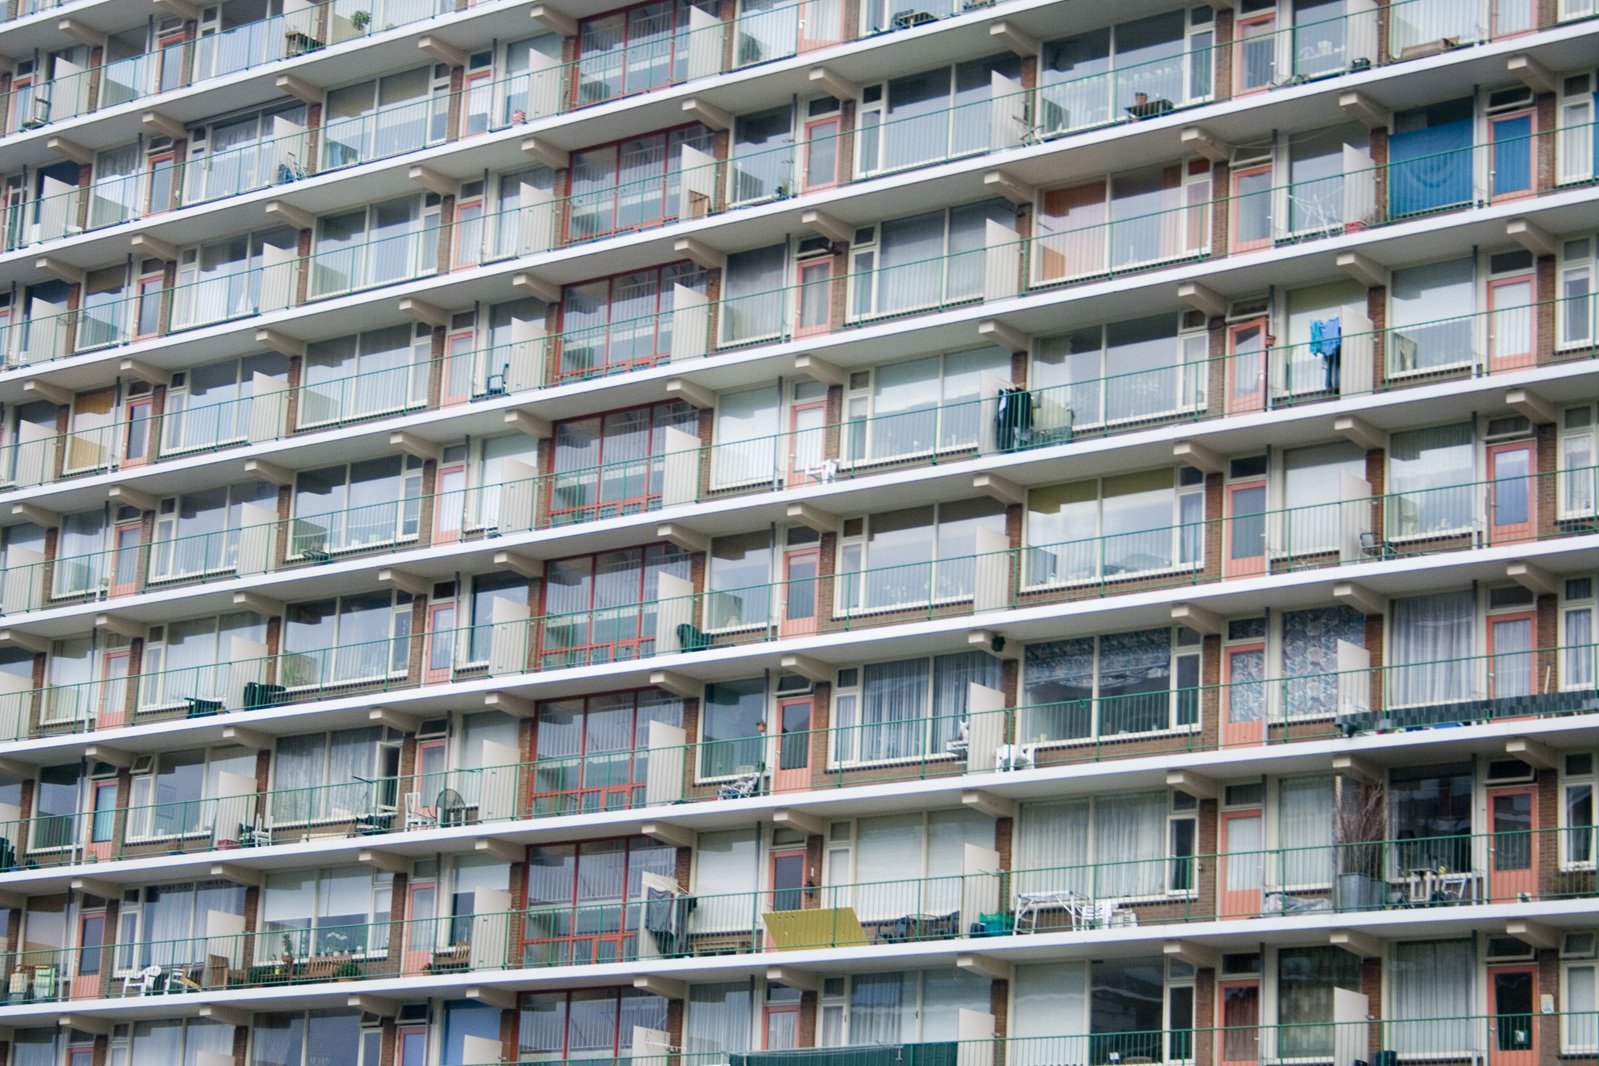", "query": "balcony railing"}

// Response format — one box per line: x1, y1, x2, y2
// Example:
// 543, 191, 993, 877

2, 639, 1596, 866
1, 828, 1596, 999
5, 117, 1589, 392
